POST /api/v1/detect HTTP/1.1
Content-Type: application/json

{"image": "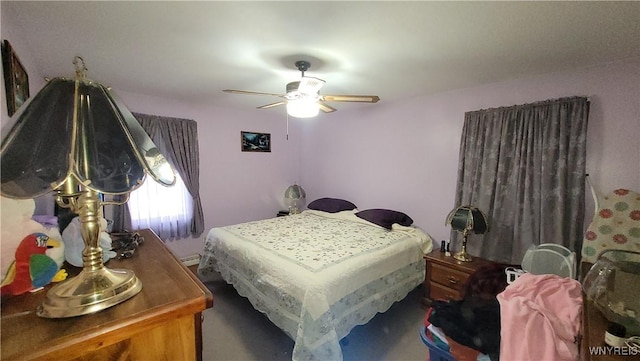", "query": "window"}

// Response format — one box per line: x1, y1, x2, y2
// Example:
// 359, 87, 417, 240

127, 172, 193, 240
111, 112, 203, 240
